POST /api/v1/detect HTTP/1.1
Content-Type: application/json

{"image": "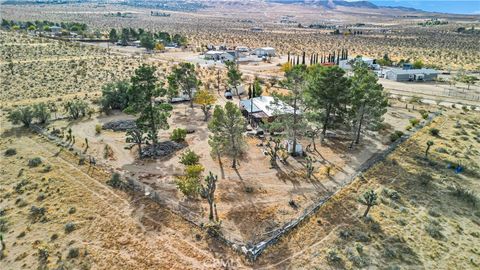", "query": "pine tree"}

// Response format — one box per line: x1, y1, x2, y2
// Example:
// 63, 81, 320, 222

167, 63, 200, 108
